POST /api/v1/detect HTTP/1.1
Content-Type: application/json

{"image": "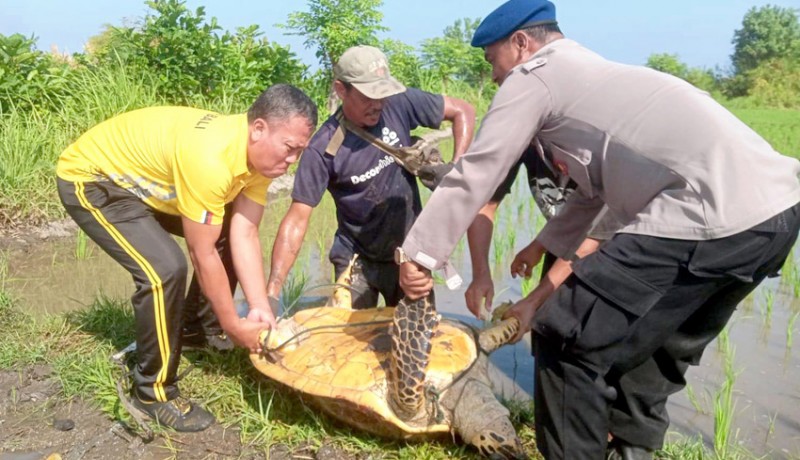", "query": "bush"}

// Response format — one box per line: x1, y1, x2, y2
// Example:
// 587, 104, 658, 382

744, 57, 800, 109
0, 33, 71, 112
90, 0, 307, 105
